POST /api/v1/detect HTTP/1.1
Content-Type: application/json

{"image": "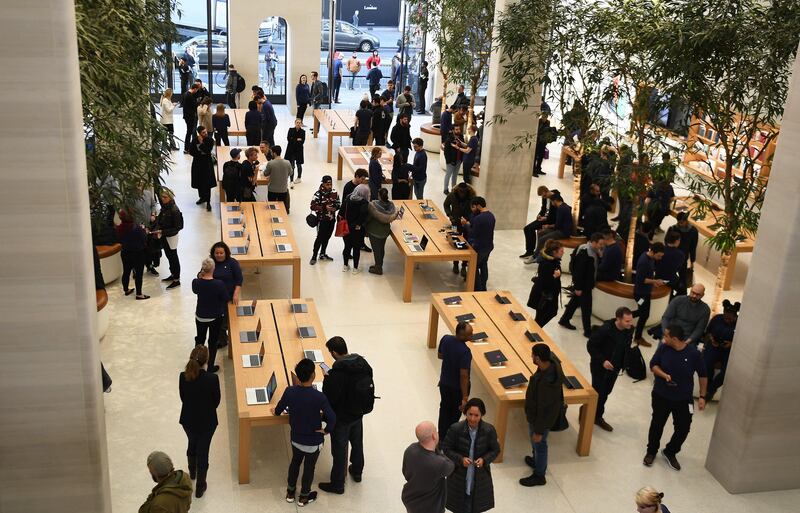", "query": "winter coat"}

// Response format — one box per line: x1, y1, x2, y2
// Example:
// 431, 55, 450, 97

190, 135, 216, 190
525, 357, 565, 434
310, 187, 341, 222
442, 420, 500, 513
528, 253, 561, 310
365, 200, 398, 239
137, 470, 192, 513
285, 127, 306, 164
